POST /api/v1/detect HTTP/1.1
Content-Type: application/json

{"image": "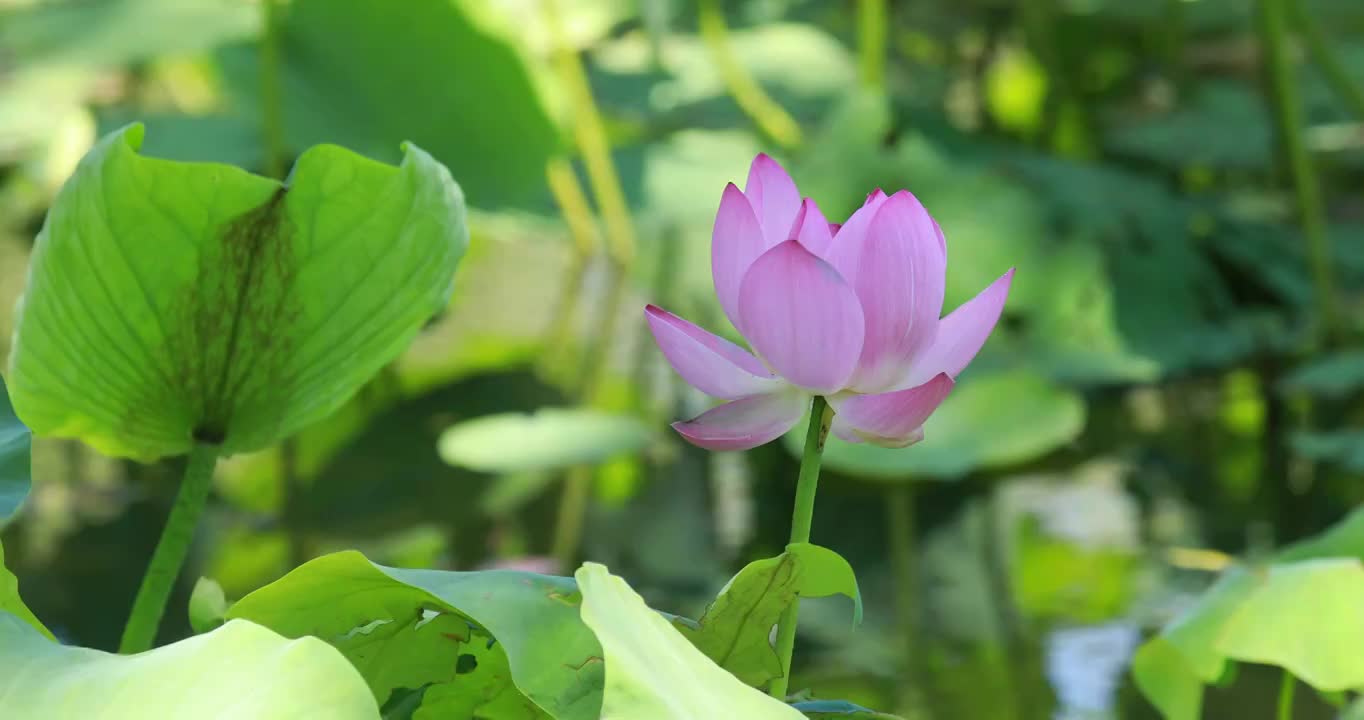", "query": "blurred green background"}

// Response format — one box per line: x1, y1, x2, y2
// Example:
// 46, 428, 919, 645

1, 0, 1362, 718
